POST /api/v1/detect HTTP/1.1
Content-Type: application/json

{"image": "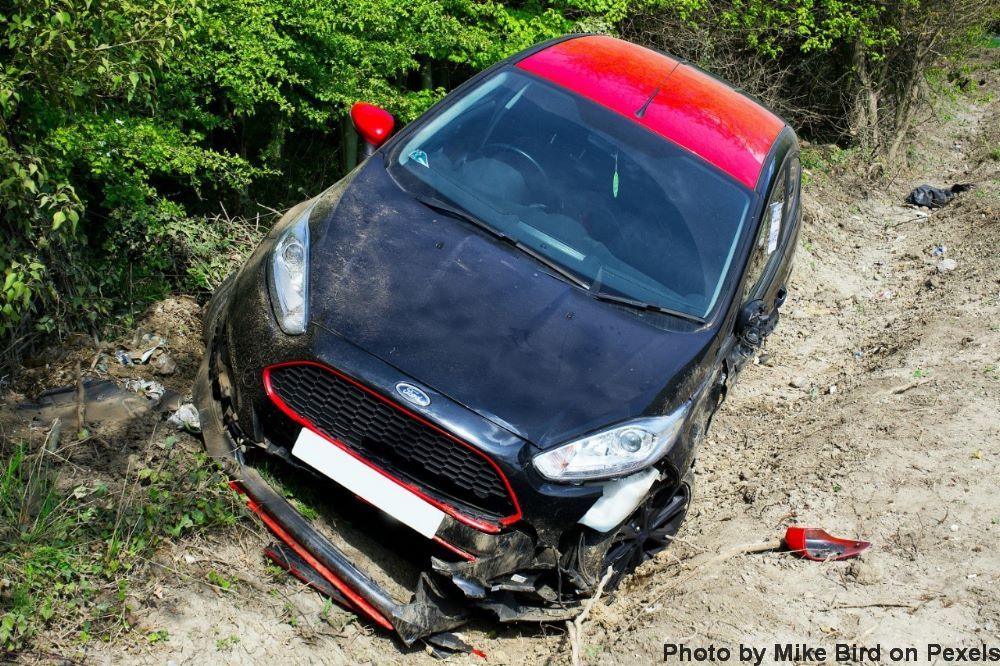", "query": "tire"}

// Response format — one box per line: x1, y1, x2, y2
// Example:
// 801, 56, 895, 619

599, 468, 694, 591
201, 273, 237, 345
